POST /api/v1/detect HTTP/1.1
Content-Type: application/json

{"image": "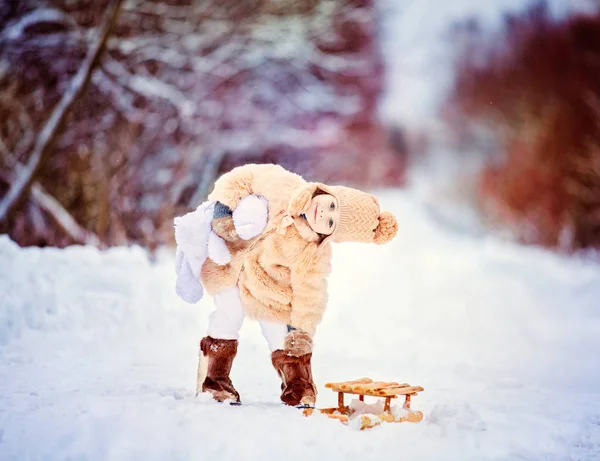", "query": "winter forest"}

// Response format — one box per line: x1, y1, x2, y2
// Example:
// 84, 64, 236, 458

1, 0, 600, 460
2, 0, 598, 252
